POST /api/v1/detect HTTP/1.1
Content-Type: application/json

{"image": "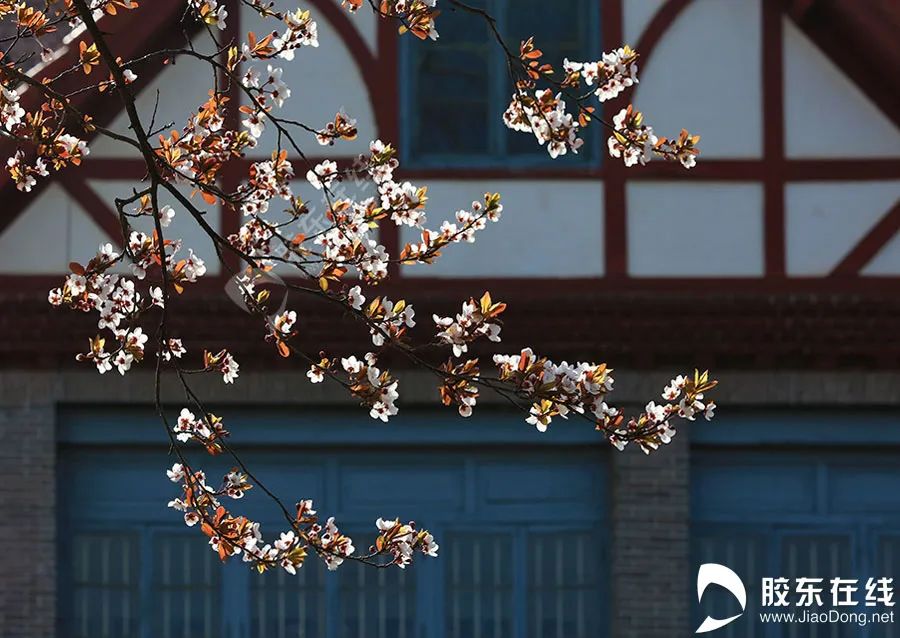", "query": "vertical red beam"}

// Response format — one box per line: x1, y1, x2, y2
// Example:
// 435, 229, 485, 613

376, 18, 402, 279
762, 0, 786, 276
220, 0, 244, 276
602, 0, 627, 278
